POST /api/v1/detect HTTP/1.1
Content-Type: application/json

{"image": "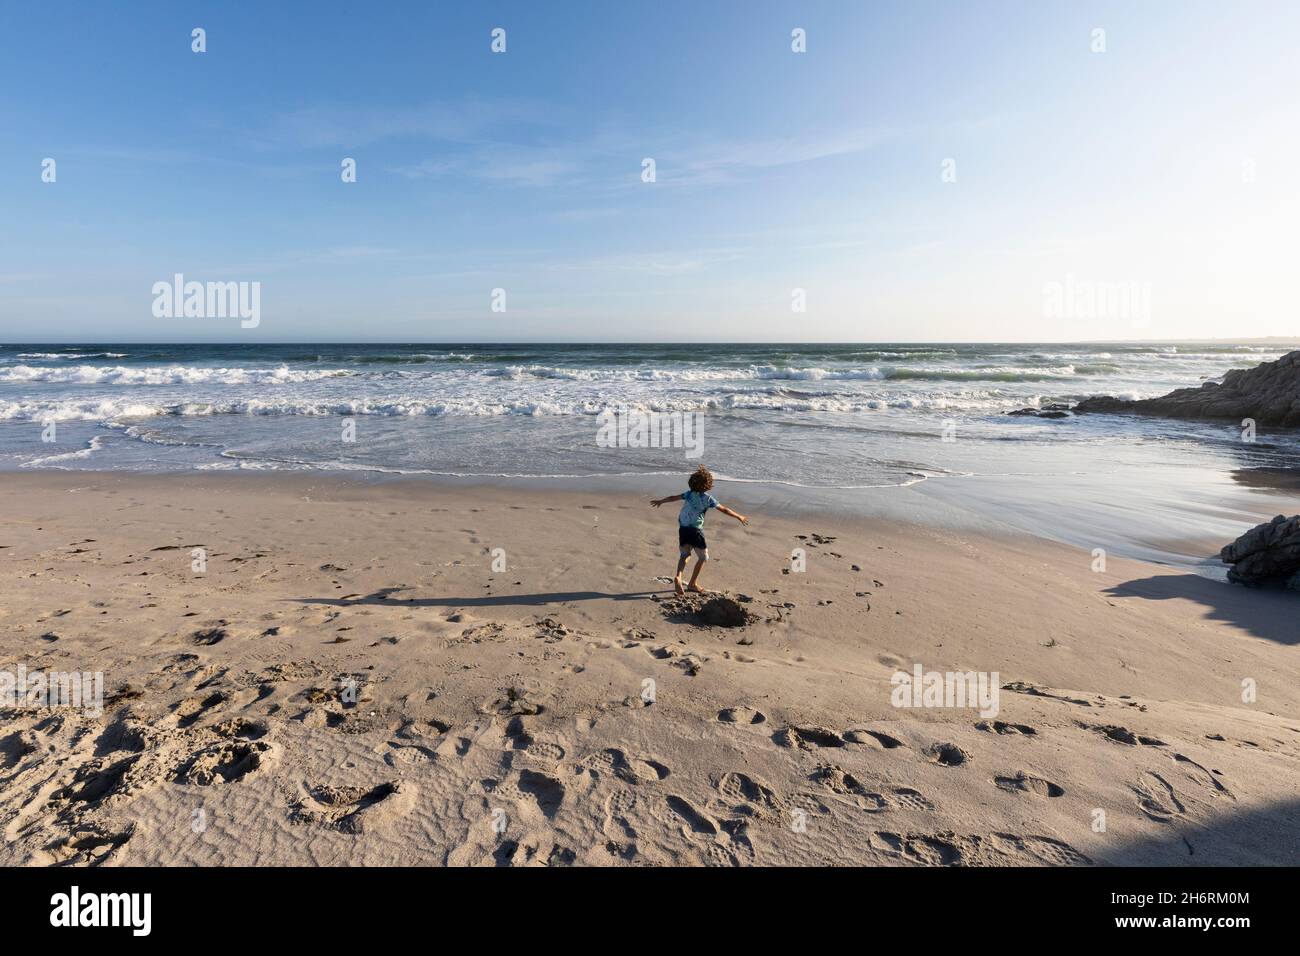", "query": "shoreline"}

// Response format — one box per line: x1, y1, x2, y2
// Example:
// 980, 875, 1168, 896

10, 460, 1300, 574
3, 471, 1298, 866
6, 338, 1300, 580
